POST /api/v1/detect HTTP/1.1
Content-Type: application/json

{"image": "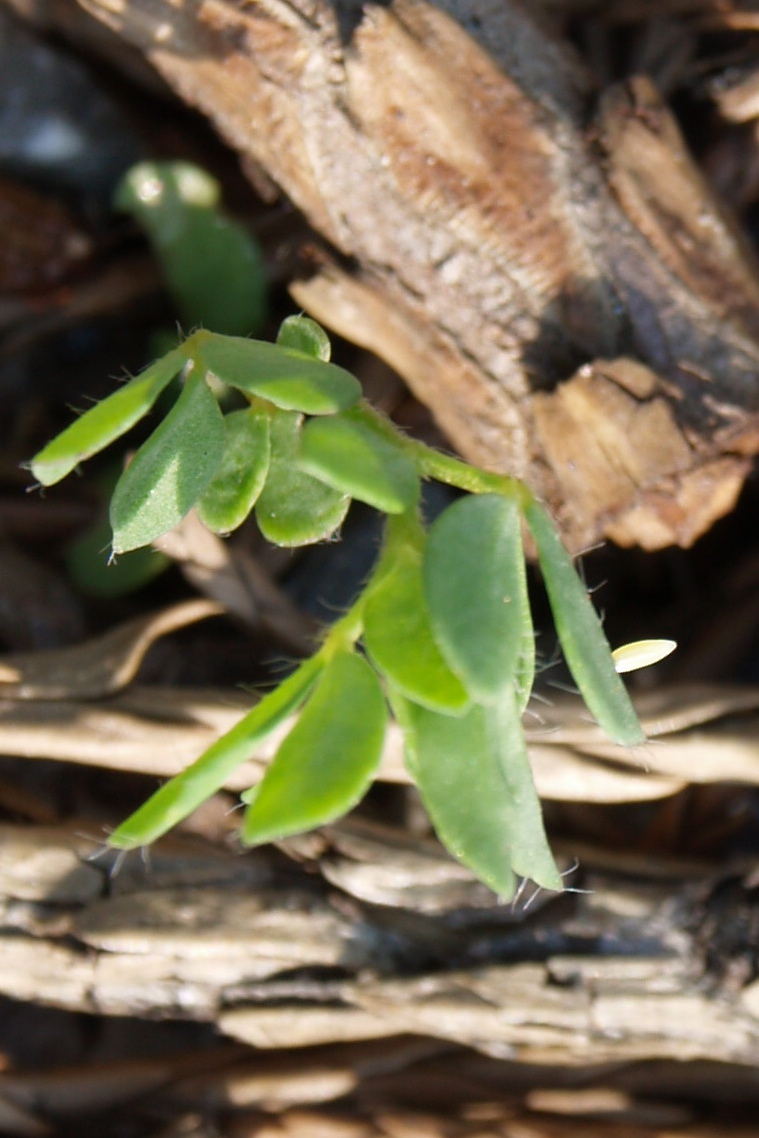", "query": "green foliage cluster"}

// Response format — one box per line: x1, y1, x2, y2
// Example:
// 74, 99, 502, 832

30, 315, 646, 898
27, 158, 654, 896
